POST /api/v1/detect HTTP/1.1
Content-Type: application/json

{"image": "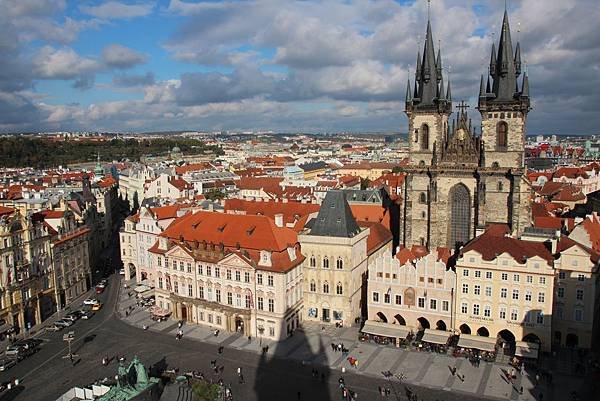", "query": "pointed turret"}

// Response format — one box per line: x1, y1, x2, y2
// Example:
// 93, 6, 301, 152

493, 9, 517, 100
405, 78, 412, 102
436, 48, 443, 80
446, 80, 452, 101
489, 43, 497, 77
521, 72, 529, 98
415, 50, 422, 81
486, 75, 491, 94
479, 75, 486, 97
438, 74, 445, 100
514, 42, 522, 76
